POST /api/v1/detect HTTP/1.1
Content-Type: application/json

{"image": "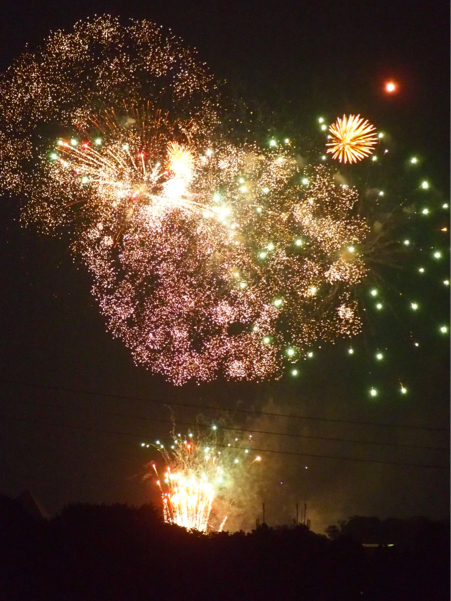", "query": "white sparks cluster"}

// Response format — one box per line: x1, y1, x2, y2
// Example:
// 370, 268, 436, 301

0, 17, 371, 384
